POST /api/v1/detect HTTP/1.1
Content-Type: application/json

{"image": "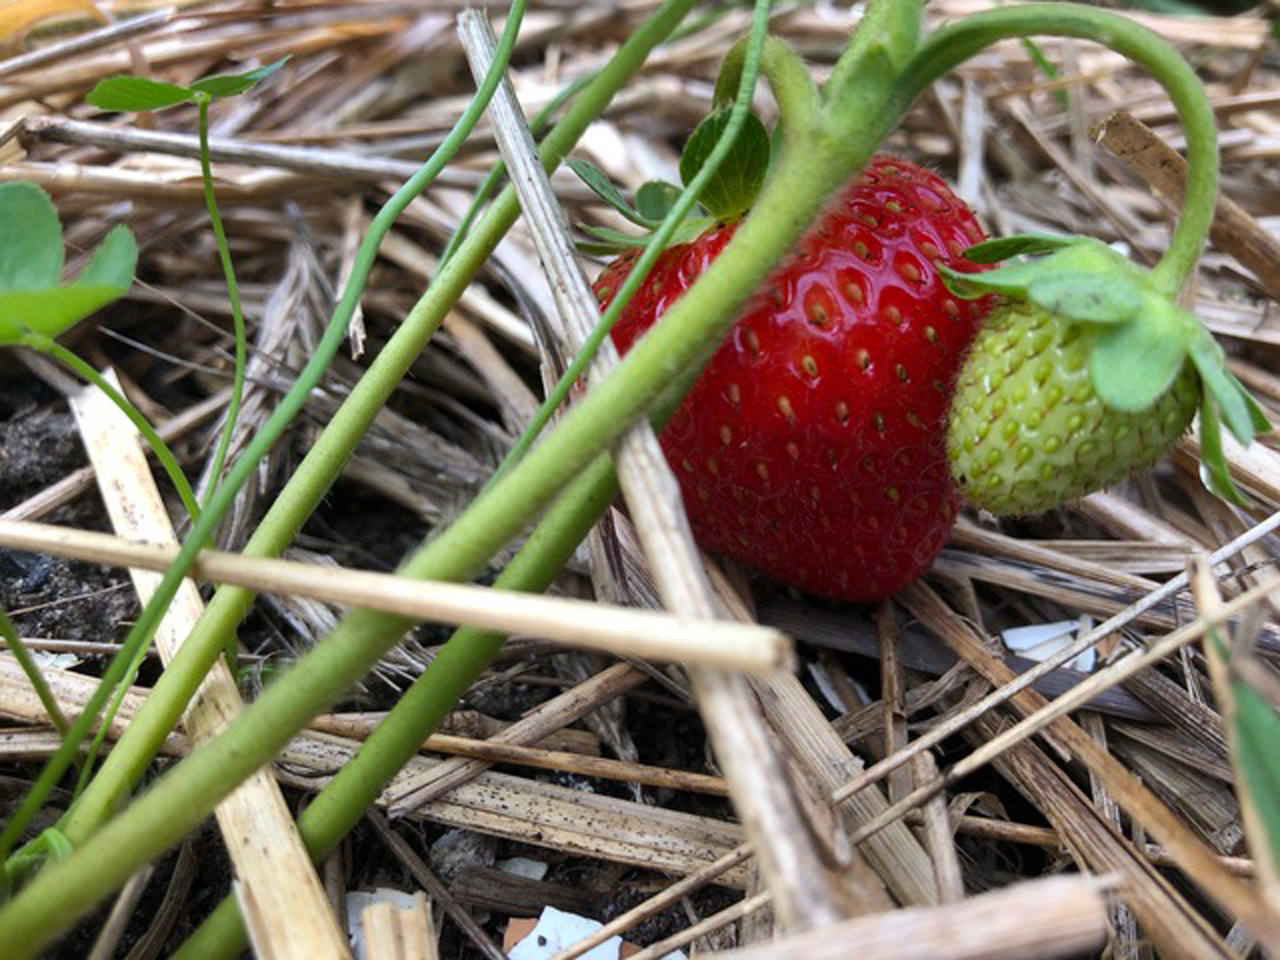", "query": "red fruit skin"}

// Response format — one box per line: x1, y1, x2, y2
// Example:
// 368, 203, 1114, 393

595, 156, 991, 602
